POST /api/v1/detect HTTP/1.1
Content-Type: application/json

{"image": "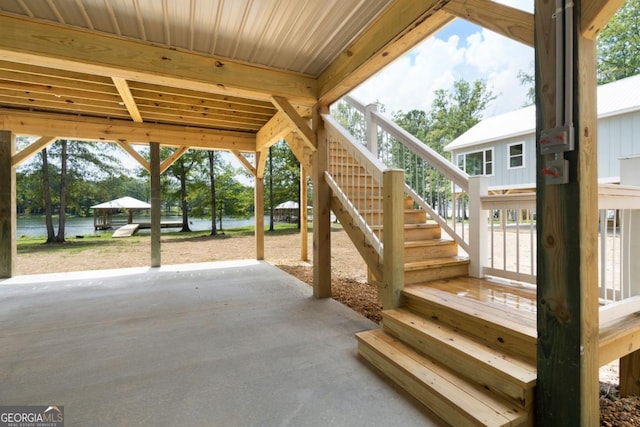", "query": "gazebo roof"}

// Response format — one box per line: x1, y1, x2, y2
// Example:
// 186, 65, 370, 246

91, 196, 151, 210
